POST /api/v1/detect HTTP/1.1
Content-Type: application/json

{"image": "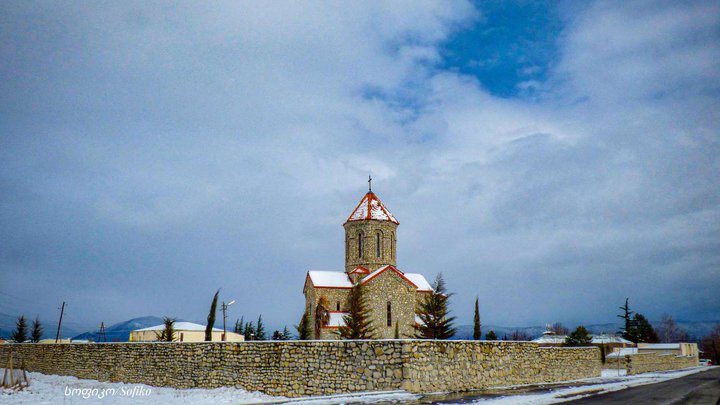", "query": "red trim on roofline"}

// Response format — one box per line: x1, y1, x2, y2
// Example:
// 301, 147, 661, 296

361, 265, 420, 289
349, 265, 370, 274
344, 192, 400, 225
345, 193, 369, 223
